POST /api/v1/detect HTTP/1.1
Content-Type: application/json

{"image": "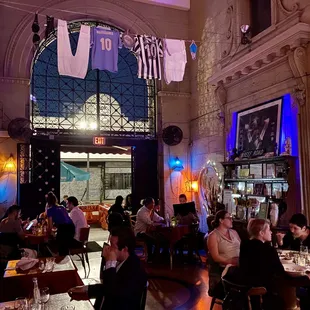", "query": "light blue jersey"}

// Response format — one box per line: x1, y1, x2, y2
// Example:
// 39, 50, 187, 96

91, 27, 122, 72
